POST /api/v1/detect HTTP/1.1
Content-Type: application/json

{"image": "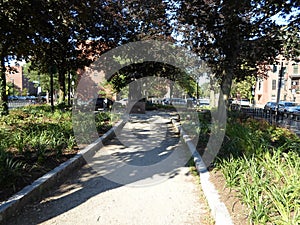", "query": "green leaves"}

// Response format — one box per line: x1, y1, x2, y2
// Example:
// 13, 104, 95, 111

177, 0, 298, 99
0, 105, 113, 193
216, 117, 300, 224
